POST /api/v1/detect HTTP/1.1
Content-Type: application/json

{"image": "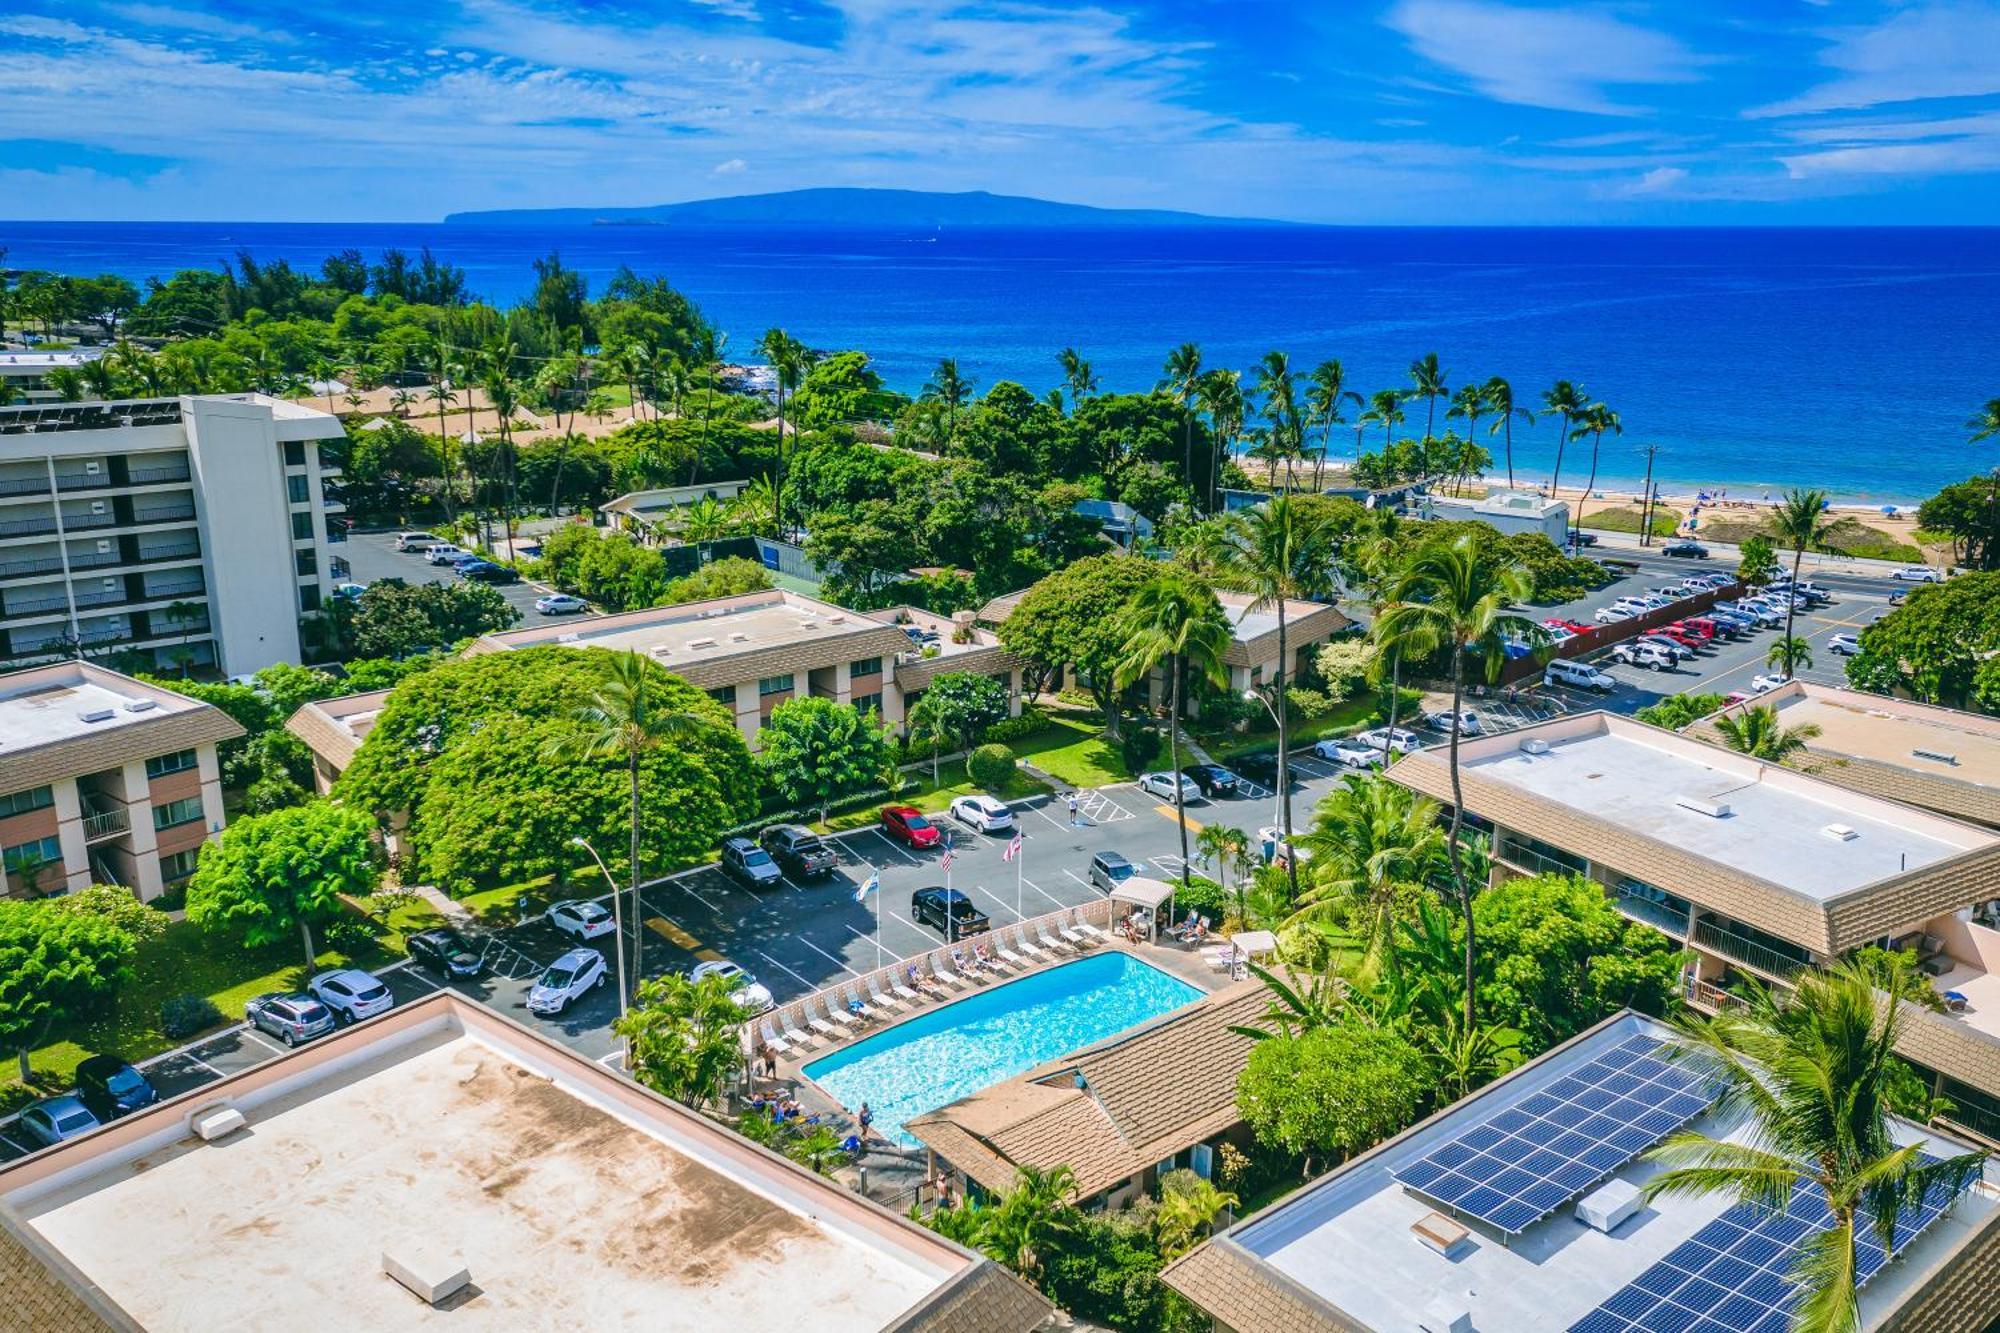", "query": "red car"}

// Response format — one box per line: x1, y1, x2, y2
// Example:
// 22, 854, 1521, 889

1653, 625, 1704, 651
1547, 618, 1591, 634
1666, 618, 1715, 641
880, 805, 942, 849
